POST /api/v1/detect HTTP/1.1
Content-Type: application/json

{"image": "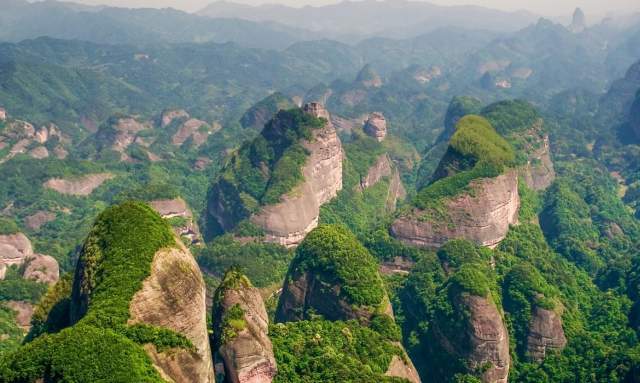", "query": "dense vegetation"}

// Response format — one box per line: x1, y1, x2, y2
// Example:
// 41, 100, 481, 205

271, 320, 407, 383
414, 115, 515, 209
288, 224, 385, 308
0, 202, 192, 381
